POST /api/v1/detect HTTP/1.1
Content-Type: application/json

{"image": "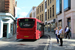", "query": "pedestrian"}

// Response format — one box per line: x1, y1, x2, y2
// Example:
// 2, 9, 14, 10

64, 26, 67, 38
65, 26, 70, 39
54, 27, 59, 43
58, 26, 64, 46
70, 28, 71, 38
